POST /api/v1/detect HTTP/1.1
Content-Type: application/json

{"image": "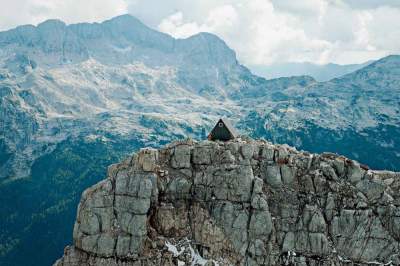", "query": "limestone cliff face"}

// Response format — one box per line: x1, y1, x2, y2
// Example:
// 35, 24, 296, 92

54, 139, 400, 266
